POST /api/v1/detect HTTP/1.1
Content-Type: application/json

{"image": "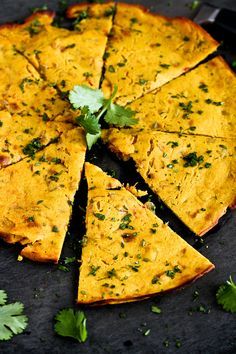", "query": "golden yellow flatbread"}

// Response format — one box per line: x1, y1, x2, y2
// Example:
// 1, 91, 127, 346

0, 12, 78, 121
102, 129, 236, 236
0, 126, 86, 262
102, 3, 219, 105
126, 57, 236, 138
18, 4, 114, 91
0, 111, 69, 168
77, 162, 214, 305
